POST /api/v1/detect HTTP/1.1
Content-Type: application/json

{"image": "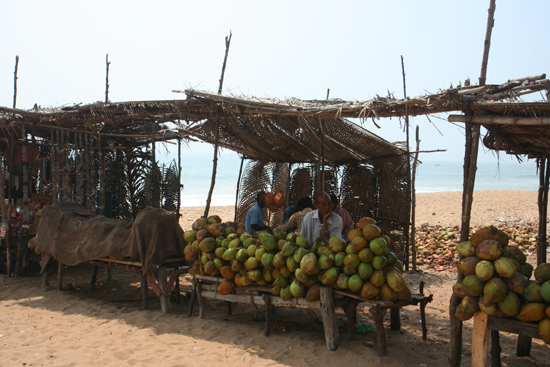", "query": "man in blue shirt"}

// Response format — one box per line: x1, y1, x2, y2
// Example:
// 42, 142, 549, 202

245, 191, 271, 235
